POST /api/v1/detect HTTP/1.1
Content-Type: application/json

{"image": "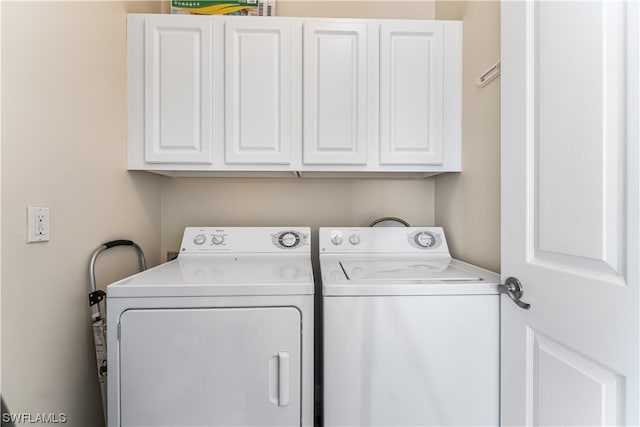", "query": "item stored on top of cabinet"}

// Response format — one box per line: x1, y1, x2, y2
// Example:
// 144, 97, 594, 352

127, 14, 461, 177
171, 0, 276, 16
